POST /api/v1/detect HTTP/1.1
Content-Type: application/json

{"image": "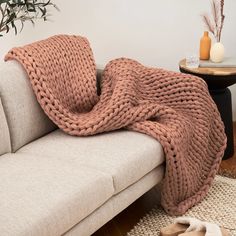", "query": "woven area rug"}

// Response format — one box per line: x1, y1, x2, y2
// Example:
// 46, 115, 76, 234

127, 176, 236, 236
